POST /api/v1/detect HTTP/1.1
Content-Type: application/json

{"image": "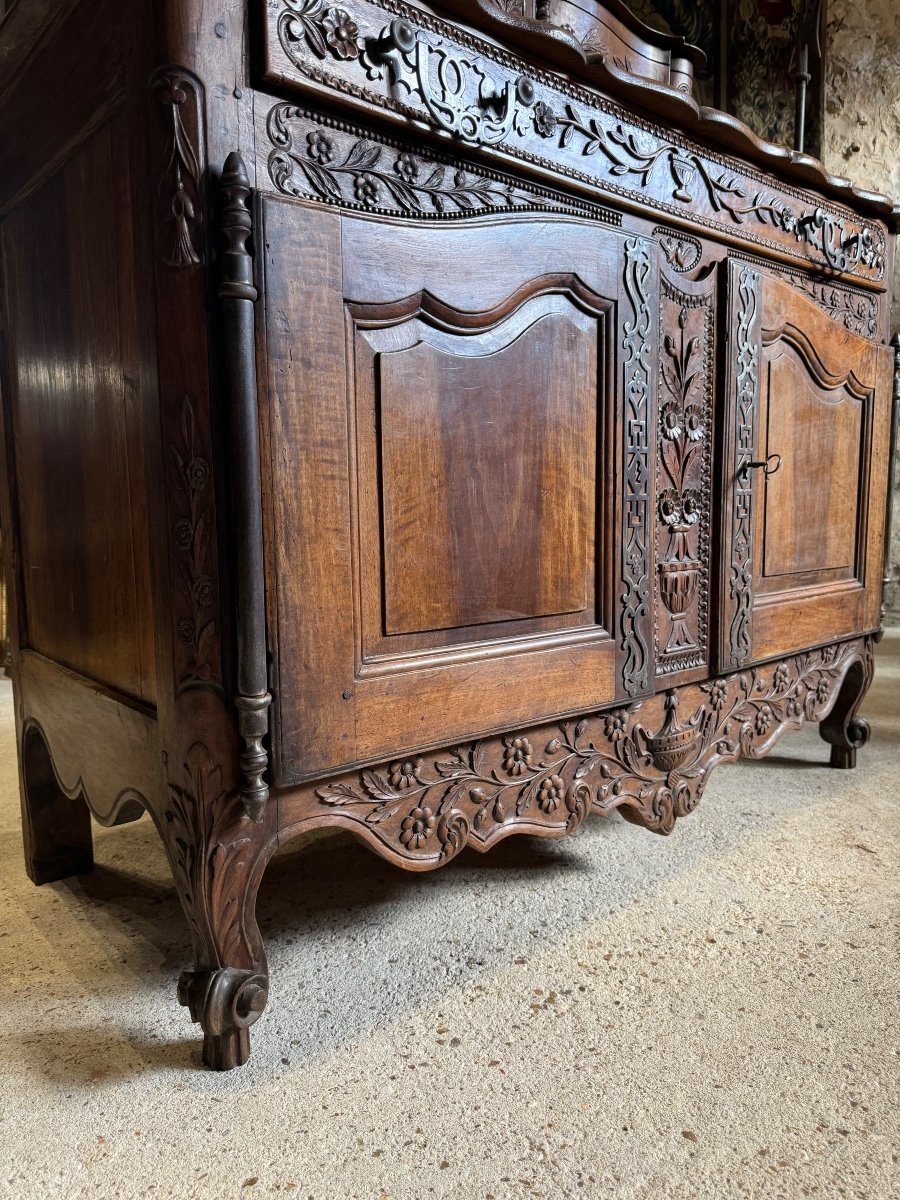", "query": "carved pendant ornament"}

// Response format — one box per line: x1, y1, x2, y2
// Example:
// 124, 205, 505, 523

265, 0, 887, 280
151, 68, 205, 269
306, 638, 871, 864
